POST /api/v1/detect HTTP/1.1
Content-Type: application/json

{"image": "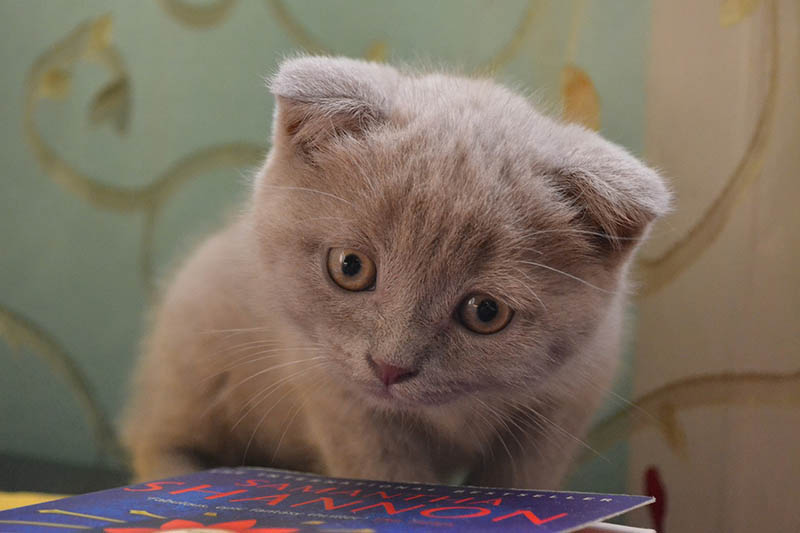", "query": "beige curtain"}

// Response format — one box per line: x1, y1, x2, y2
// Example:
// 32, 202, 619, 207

624, 0, 799, 531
